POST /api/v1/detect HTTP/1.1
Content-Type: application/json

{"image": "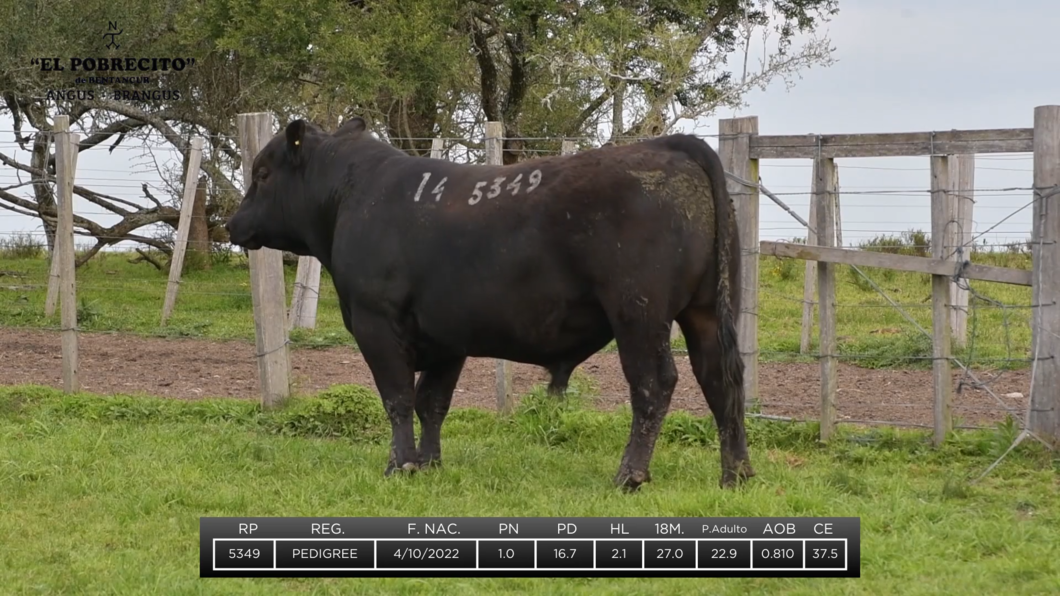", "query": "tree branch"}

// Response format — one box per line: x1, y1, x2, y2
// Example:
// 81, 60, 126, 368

469, 14, 500, 121
0, 151, 143, 214
569, 88, 613, 136
76, 99, 241, 200
76, 117, 151, 153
